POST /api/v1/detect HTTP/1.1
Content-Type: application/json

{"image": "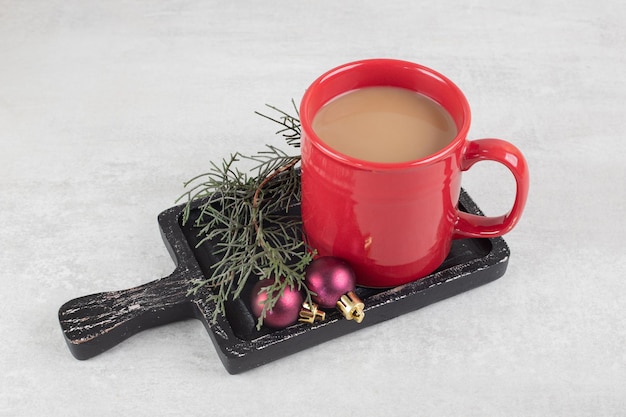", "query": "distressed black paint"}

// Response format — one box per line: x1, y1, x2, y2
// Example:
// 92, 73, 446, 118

58, 189, 510, 374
